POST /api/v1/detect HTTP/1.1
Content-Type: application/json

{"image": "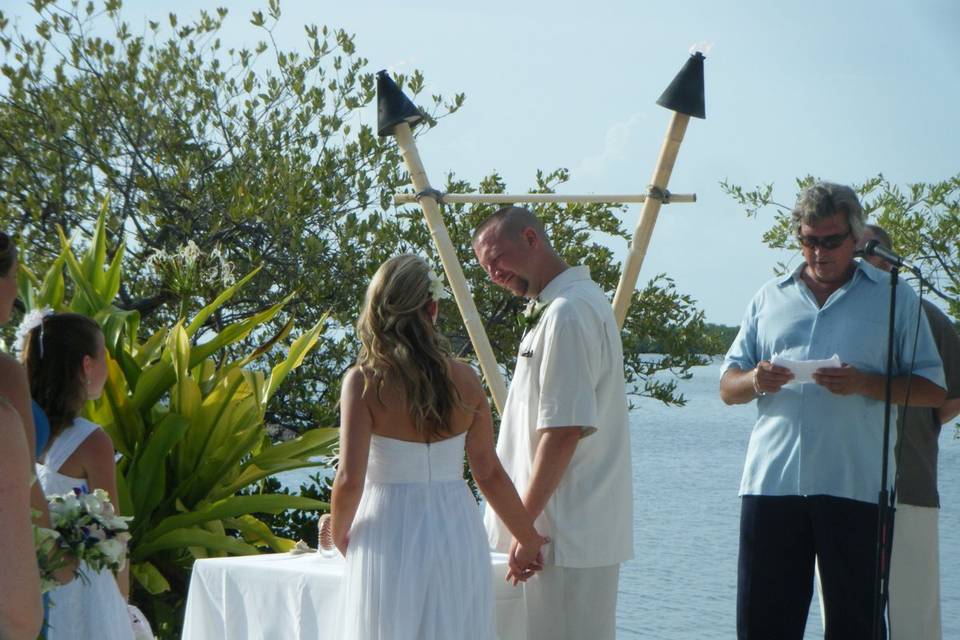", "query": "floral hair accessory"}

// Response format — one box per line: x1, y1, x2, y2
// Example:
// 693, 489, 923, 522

15, 307, 53, 358
427, 268, 451, 302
